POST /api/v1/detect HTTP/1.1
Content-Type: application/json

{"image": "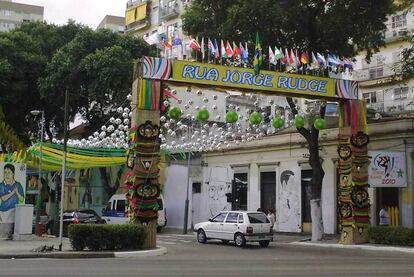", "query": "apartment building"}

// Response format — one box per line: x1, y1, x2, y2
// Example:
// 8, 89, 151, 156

0, 0, 43, 32
354, 7, 414, 115
97, 15, 125, 33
